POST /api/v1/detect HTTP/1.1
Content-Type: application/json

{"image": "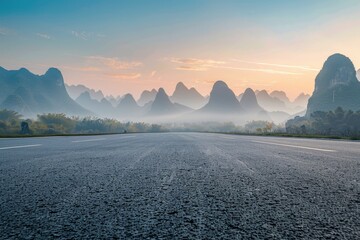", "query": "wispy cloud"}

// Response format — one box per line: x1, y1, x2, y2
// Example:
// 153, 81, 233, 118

237, 80, 278, 87
150, 70, 157, 77
71, 30, 89, 40
0, 27, 12, 36
220, 66, 302, 75
176, 65, 208, 71
232, 59, 319, 71
169, 57, 309, 75
106, 73, 141, 79
61, 66, 101, 72
87, 56, 142, 70
71, 31, 106, 40
170, 57, 226, 71
36, 33, 51, 39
